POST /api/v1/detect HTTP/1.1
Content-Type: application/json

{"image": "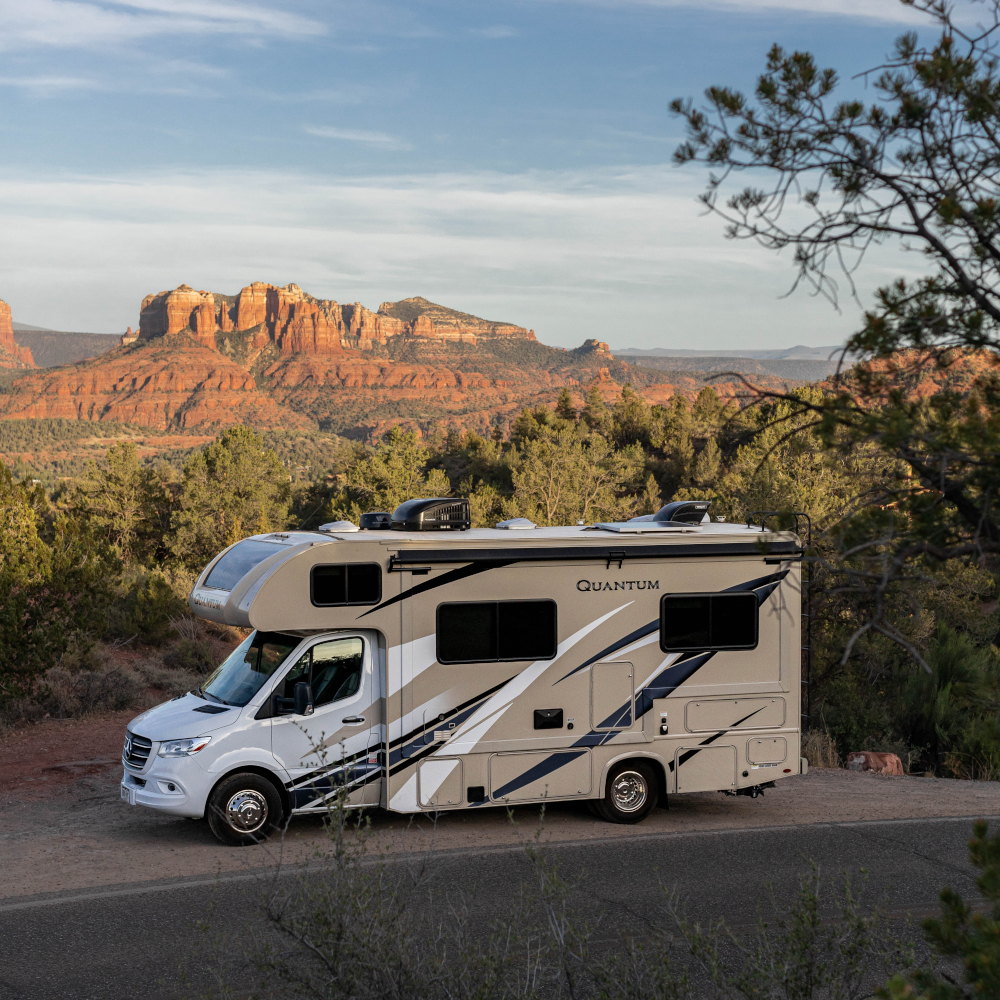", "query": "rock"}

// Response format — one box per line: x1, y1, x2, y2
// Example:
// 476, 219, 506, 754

0, 281, 703, 436
0, 334, 310, 430
0, 299, 36, 368
139, 285, 218, 346
575, 338, 613, 357
133, 283, 543, 359
846, 751, 904, 776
